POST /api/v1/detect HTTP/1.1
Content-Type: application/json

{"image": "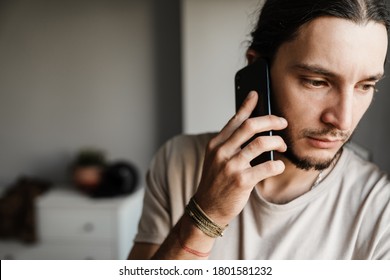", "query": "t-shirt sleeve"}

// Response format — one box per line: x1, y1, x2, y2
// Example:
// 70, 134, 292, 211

372, 225, 390, 259
369, 177, 390, 260
133, 140, 172, 245
371, 182, 390, 260
132, 133, 211, 245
